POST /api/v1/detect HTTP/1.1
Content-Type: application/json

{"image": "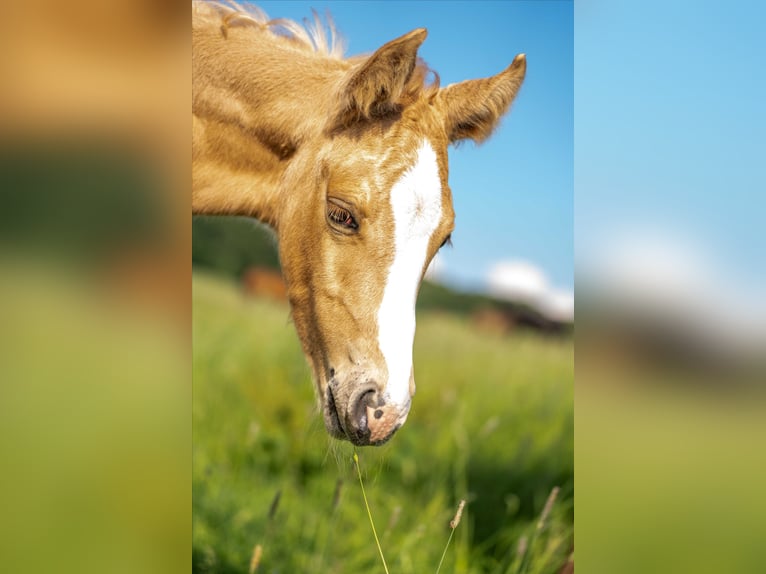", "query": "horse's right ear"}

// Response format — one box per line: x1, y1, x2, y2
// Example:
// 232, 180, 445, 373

436, 54, 526, 144
334, 28, 427, 128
